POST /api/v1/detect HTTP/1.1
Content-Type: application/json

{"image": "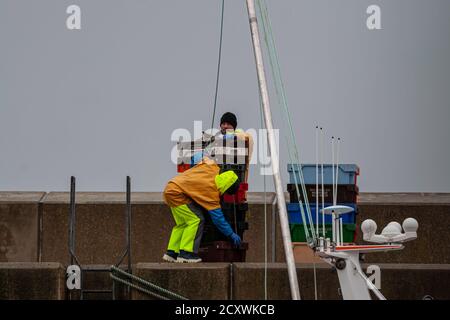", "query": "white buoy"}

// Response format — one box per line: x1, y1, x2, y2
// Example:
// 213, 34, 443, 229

361, 219, 377, 240
381, 222, 402, 237
403, 218, 419, 233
